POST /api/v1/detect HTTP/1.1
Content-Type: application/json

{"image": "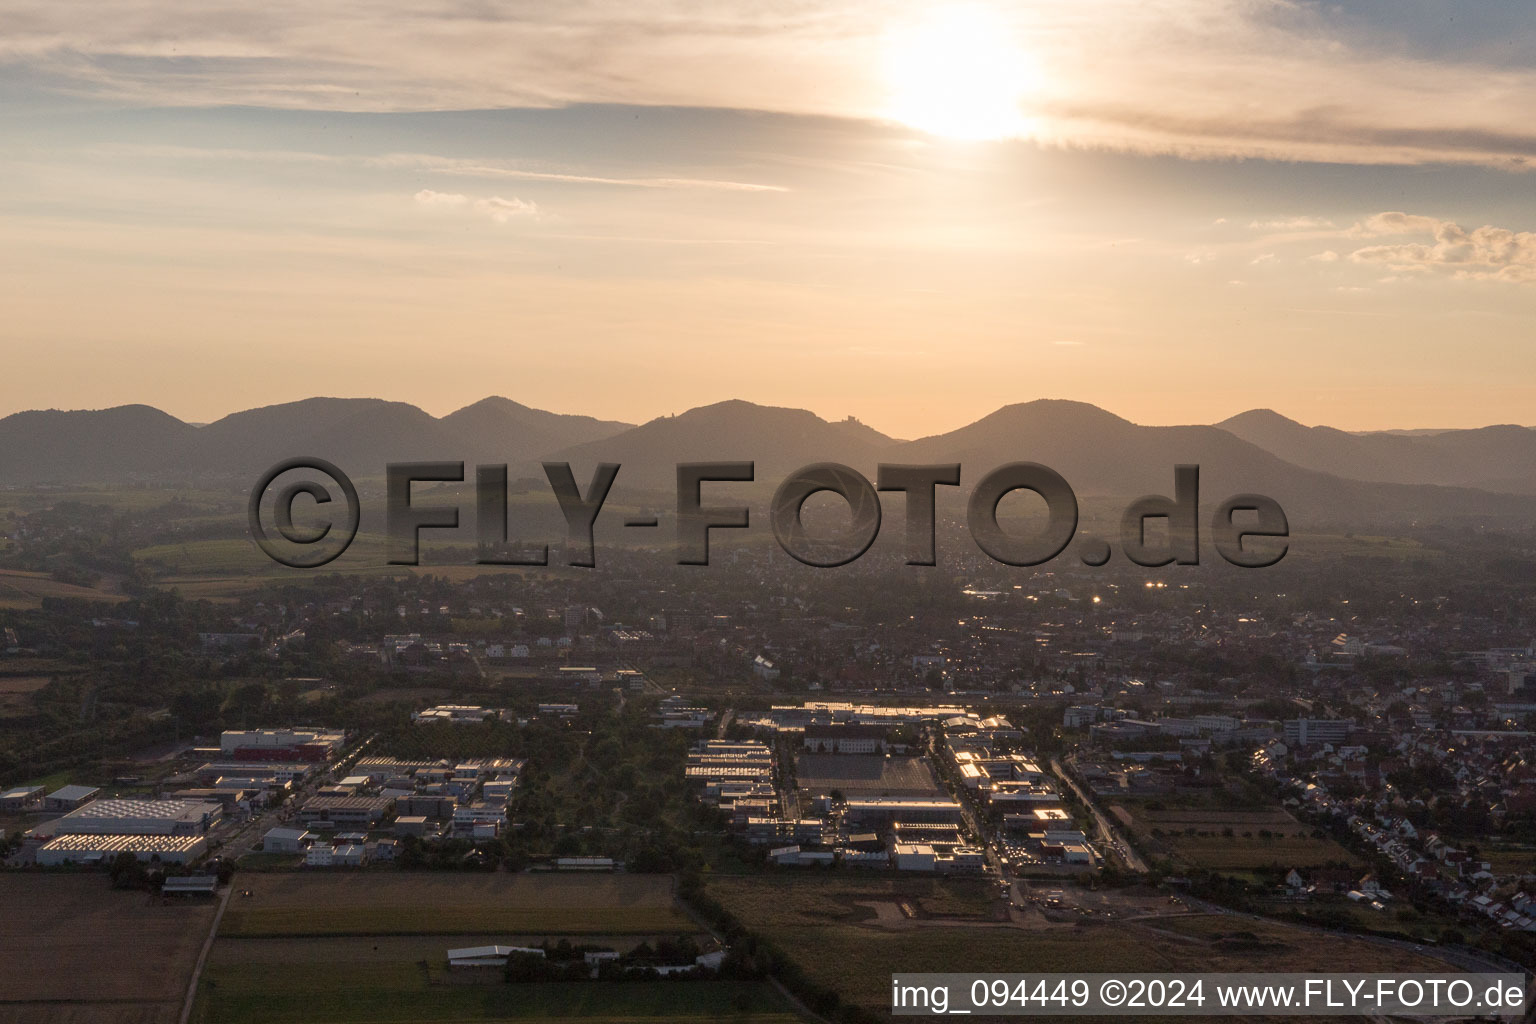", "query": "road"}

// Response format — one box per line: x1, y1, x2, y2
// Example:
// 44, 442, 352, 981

1050, 756, 1149, 873
178, 883, 232, 1024
926, 735, 1004, 876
